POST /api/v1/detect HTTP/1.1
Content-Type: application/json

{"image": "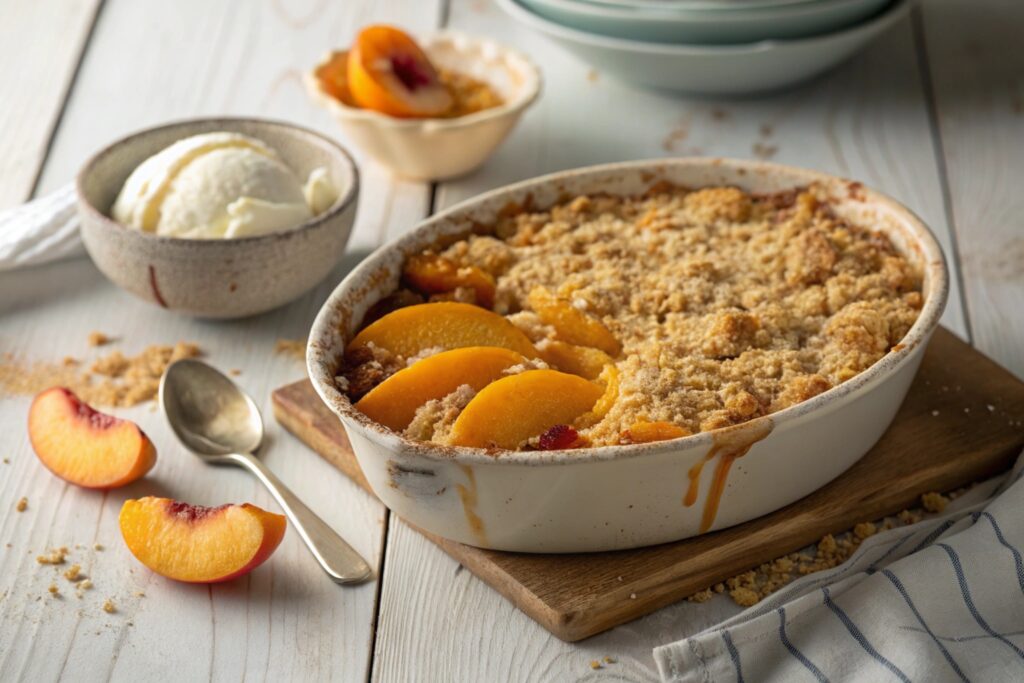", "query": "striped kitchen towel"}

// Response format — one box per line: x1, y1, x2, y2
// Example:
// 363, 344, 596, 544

654, 451, 1024, 683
